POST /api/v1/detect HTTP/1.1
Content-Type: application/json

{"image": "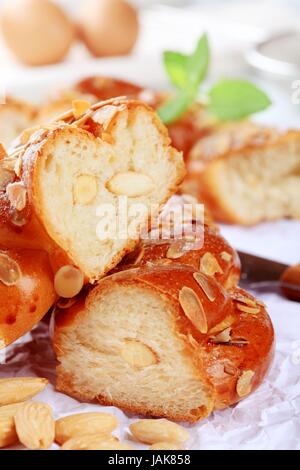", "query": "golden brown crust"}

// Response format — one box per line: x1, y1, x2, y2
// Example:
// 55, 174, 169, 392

186, 126, 300, 225
54, 265, 274, 421
0, 248, 56, 348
